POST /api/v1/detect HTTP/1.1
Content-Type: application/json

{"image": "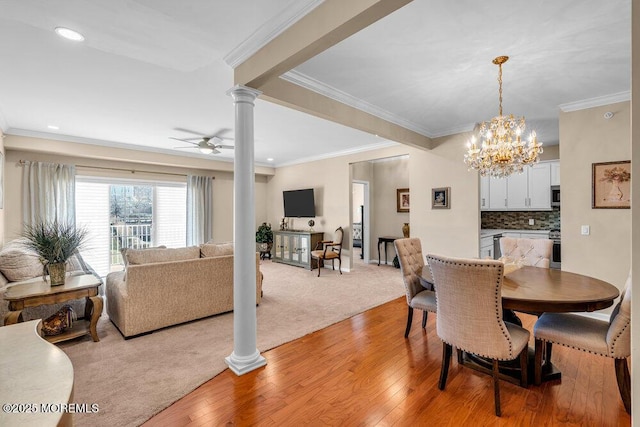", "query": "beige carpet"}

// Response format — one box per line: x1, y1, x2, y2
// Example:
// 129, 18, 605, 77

58, 260, 405, 427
